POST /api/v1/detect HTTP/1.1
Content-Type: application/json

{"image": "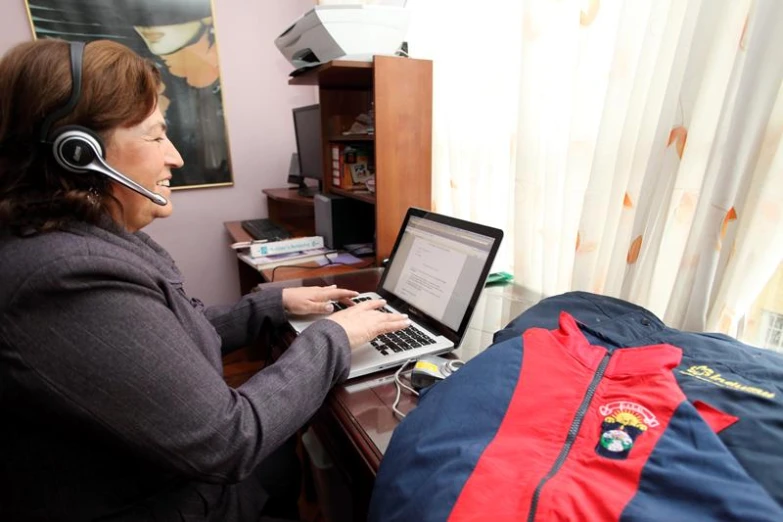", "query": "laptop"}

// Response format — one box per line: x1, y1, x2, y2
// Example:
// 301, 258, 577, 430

288, 208, 504, 379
